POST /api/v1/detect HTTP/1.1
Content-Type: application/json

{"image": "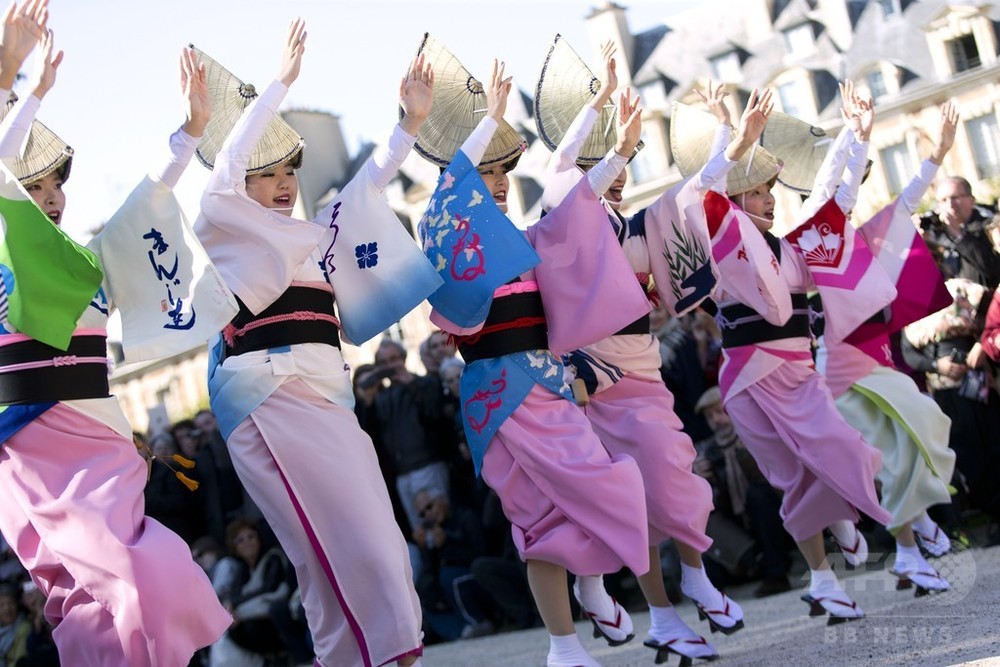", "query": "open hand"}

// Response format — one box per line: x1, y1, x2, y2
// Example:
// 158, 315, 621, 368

180, 47, 209, 137
485, 58, 512, 122
591, 40, 617, 110
695, 79, 732, 126
930, 100, 959, 165
278, 17, 307, 87
615, 87, 643, 157
28, 26, 59, 99
0, 0, 47, 77
400, 52, 434, 135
